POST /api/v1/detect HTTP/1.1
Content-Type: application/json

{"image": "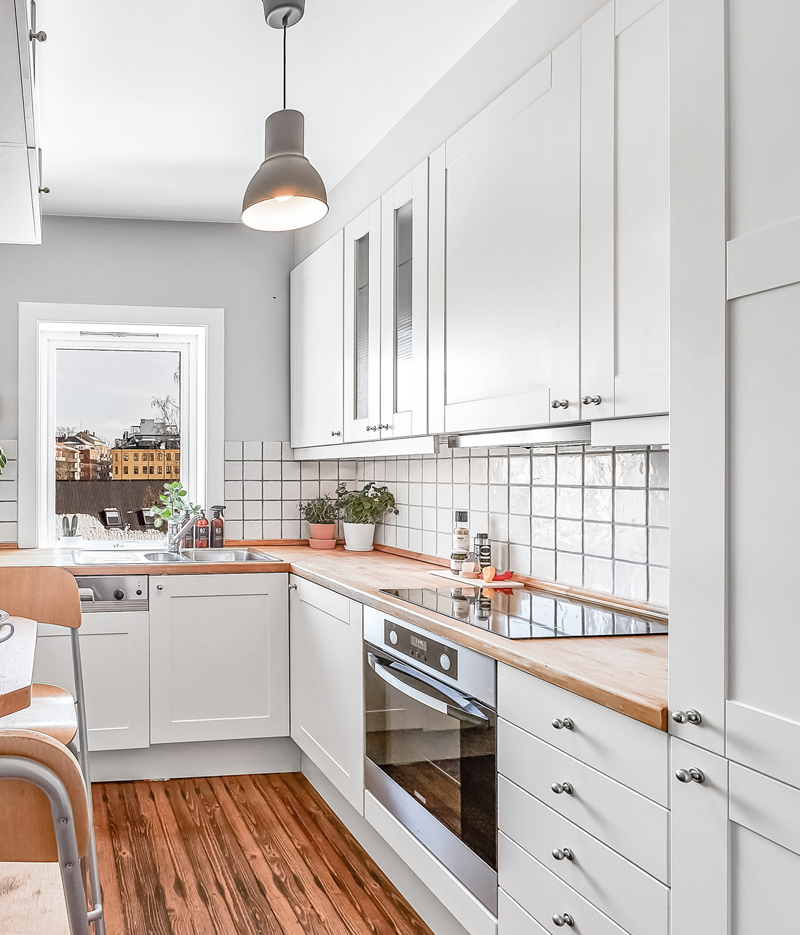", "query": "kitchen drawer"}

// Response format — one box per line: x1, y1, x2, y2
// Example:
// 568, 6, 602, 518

500, 833, 628, 935
499, 719, 669, 882
290, 575, 351, 622
498, 663, 668, 804
499, 776, 668, 935
498, 889, 549, 935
